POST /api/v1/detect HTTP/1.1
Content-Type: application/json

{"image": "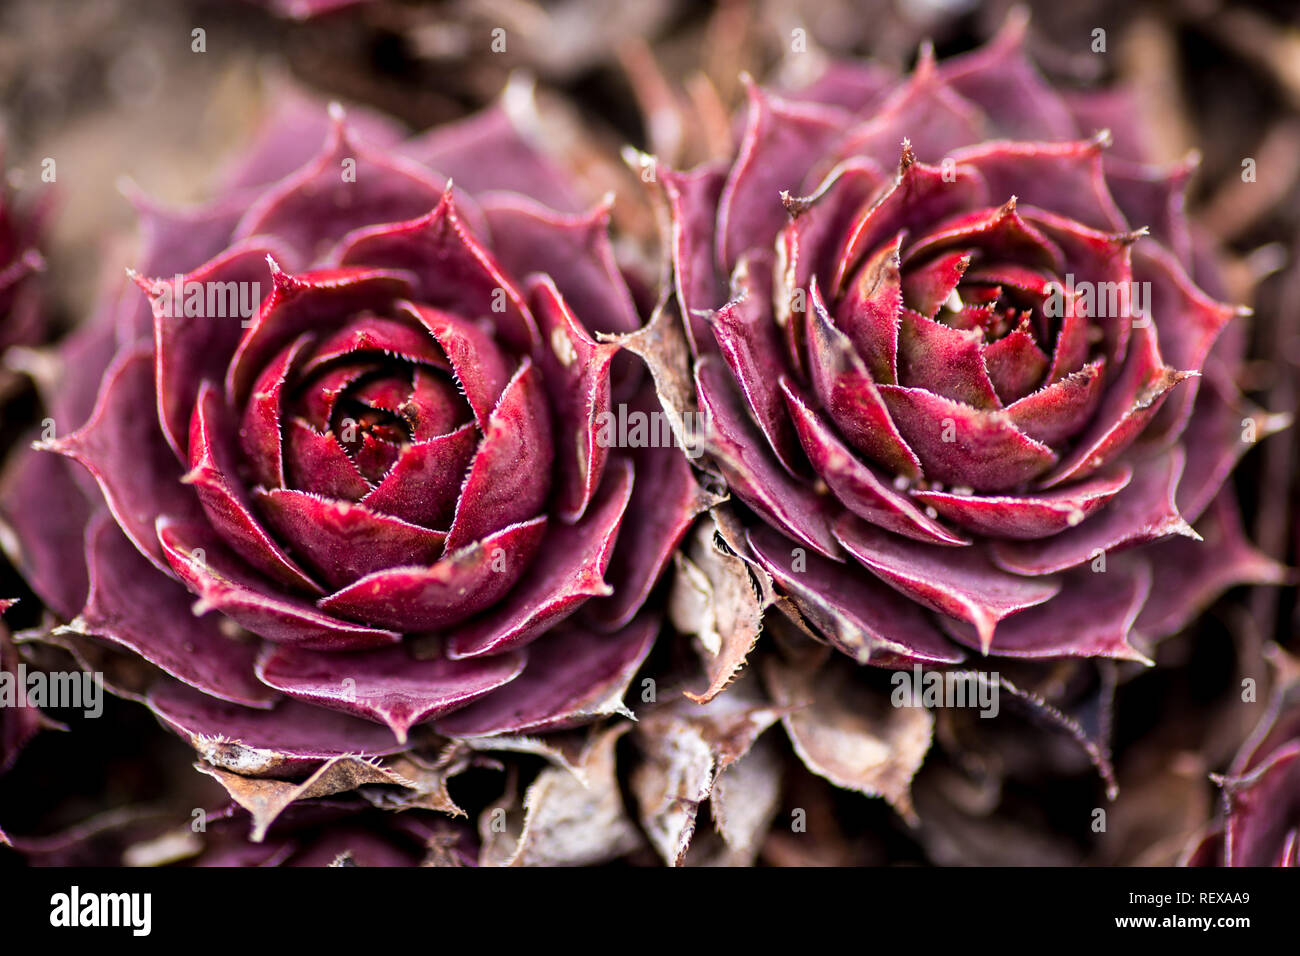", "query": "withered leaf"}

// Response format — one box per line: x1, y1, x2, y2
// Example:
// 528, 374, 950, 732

481, 723, 643, 867
599, 296, 699, 449
197, 756, 421, 842
670, 512, 772, 702
764, 654, 933, 822
632, 672, 782, 864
